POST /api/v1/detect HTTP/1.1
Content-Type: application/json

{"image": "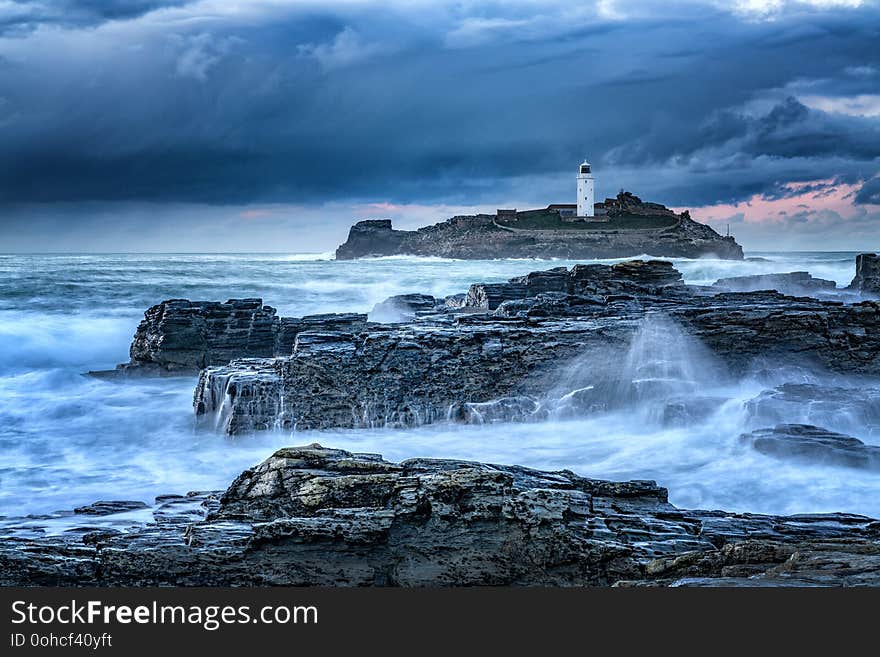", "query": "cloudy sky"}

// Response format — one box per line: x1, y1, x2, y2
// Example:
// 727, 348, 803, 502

1, 0, 879, 252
